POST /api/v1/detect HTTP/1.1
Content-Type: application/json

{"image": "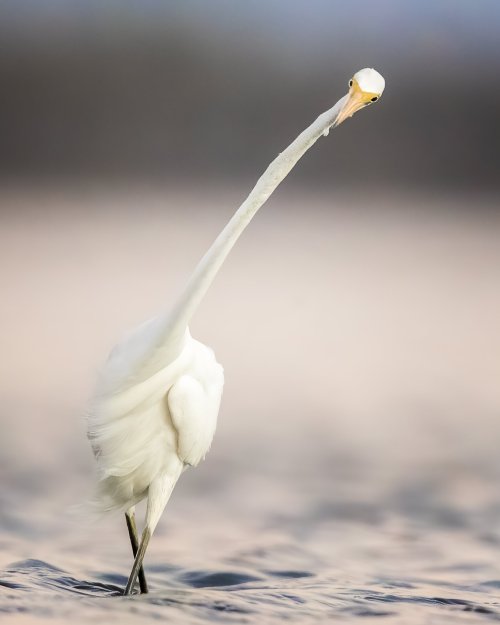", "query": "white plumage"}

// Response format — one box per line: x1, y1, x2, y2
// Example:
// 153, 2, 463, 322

88, 325, 223, 513
86, 68, 385, 595
353, 67, 385, 95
